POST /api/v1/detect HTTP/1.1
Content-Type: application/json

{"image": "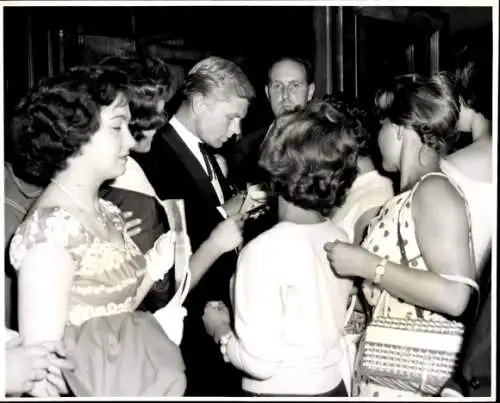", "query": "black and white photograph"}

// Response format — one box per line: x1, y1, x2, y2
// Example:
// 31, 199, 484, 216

1, 1, 496, 399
